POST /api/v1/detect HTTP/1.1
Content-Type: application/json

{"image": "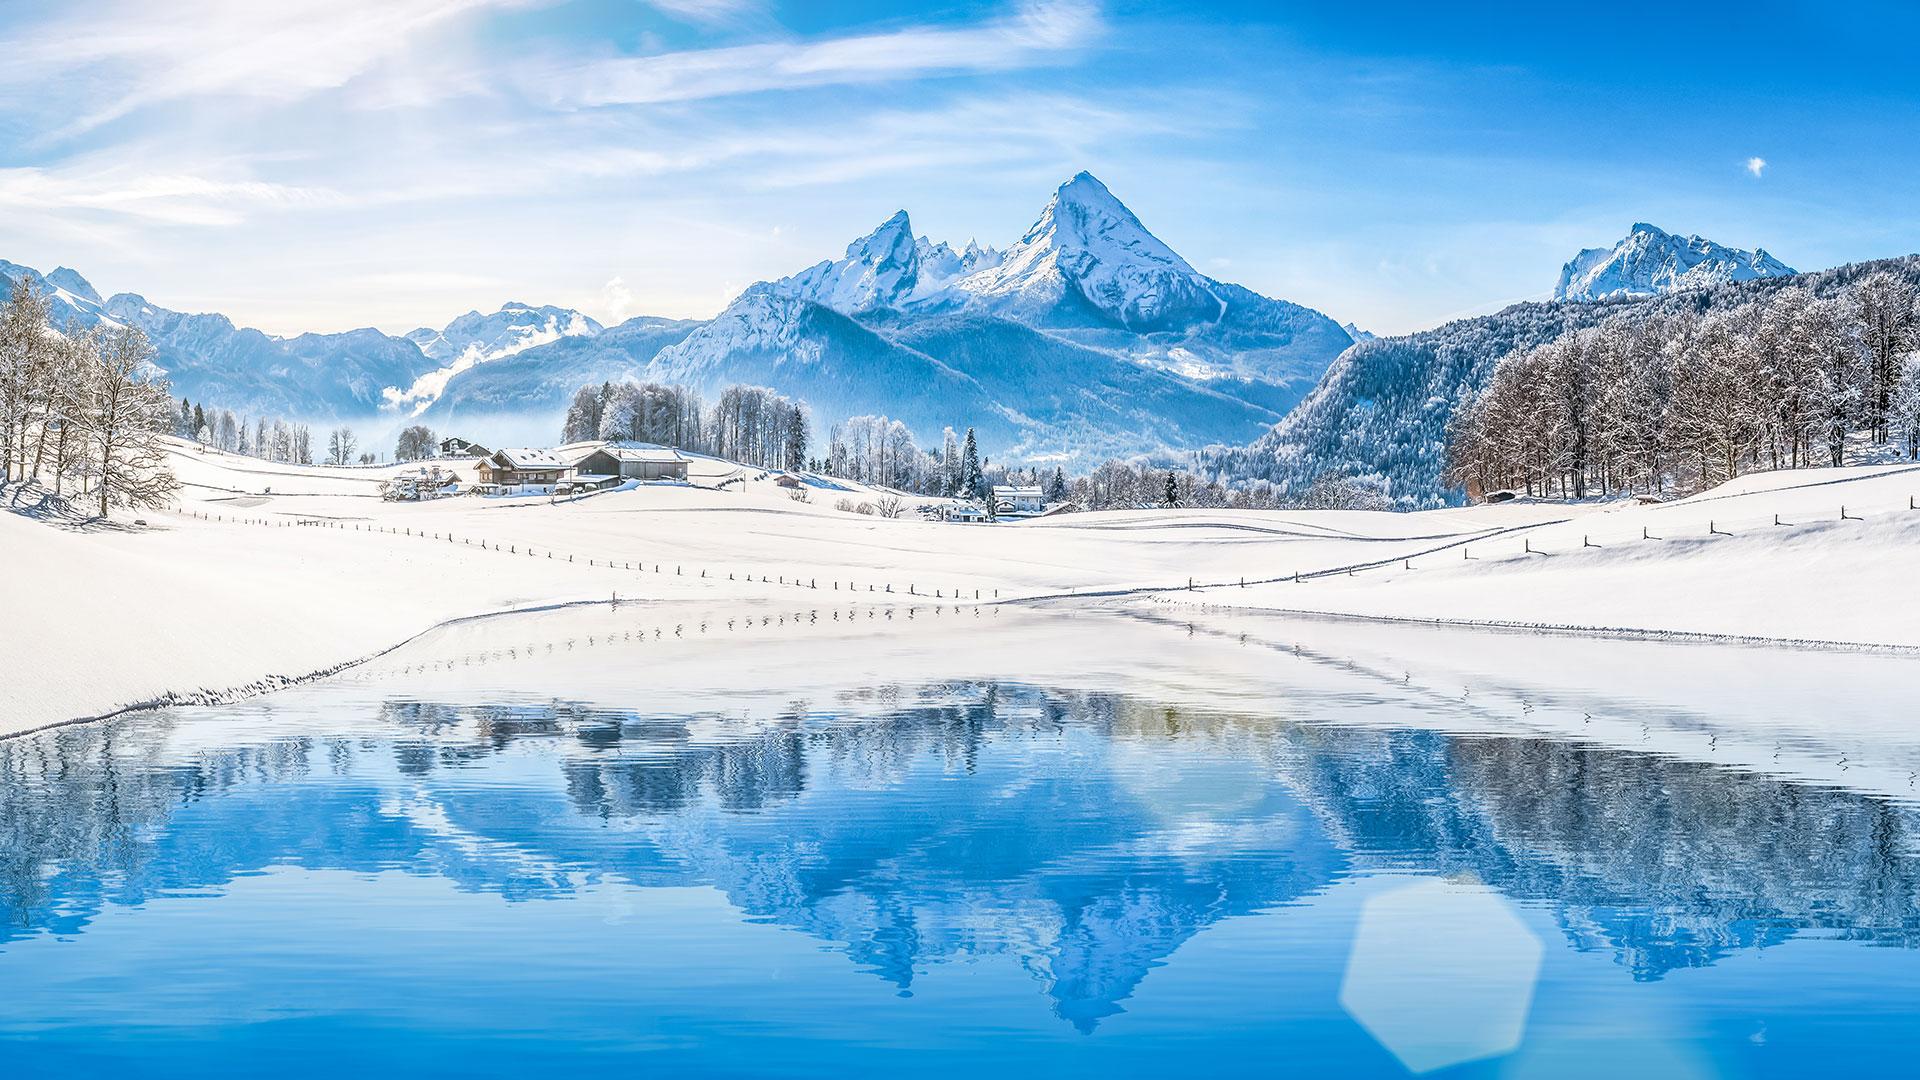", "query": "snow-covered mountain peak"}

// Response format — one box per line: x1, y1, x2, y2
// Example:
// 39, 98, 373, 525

1029, 170, 1198, 276
929, 171, 1227, 332
46, 267, 102, 305
849, 210, 914, 260
1556, 224, 1796, 301
0, 258, 121, 329
771, 210, 931, 314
